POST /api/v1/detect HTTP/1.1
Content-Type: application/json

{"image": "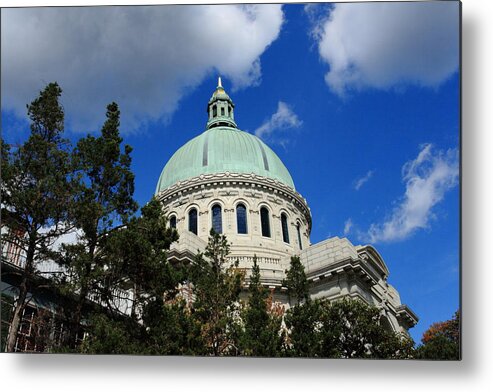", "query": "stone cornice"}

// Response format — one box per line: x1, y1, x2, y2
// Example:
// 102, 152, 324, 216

156, 172, 312, 230
395, 304, 419, 326
305, 256, 381, 287
304, 257, 418, 328
356, 244, 390, 279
